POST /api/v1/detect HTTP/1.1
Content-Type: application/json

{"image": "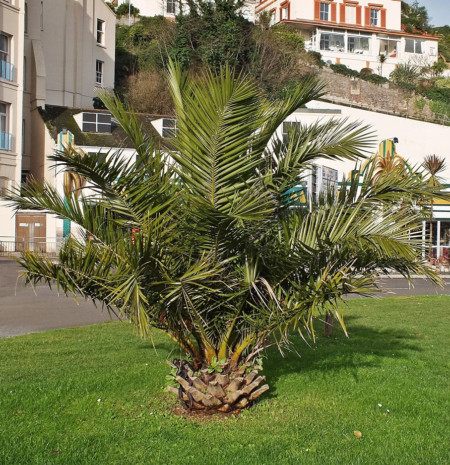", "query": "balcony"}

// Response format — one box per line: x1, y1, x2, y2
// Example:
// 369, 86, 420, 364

0, 132, 13, 151
0, 60, 14, 82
